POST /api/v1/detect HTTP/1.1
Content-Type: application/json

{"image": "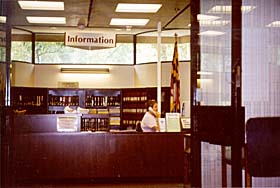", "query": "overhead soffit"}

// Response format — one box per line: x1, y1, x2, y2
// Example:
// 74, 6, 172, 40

11, 0, 191, 36
11, 31, 190, 43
